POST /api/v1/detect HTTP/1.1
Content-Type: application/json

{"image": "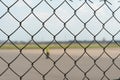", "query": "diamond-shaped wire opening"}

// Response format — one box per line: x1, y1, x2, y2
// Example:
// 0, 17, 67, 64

95, 29, 112, 47
1, 0, 18, 7
106, 65, 120, 80
22, 47, 43, 62
76, 3, 94, 22
48, 48, 64, 61
9, 0, 31, 21
86, 17, 103, 35
23, 0, 42, 8
9, 27, 31, 49
66, 16, 84, 35
0, 57, 8, 75
22, 68, 43, 80
0, 49, 19, 63
55, 29, 74, 48
96, 5, 112, 23
10, 54, 31, 76
66, 44, 84, 60
105, 18, 120, 35
0, 2, 7, 18
33, 54, 54, 74
66, 66, 84, 80
45, 15, 64, 35
0, 13, 19, 35
33, 28, 53, 49
55, 2, 74, 22
76, 53, 94, 72
0, 69, 19, 80
96, 53, 113, 71
22, 14, 42, 35
76, 29, 94, 48
55, 53, 74, 73
86, 44, 103, 59
33, 1, 53, 22
87, 65, 103, 80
